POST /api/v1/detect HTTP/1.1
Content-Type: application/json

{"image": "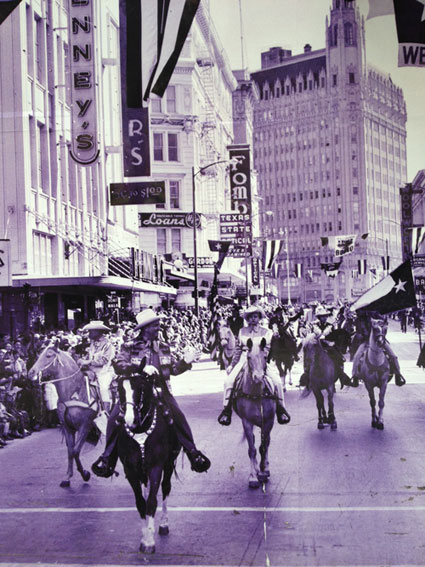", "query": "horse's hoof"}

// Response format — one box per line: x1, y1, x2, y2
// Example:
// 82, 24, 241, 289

318, 422, 325, 430
260, 469, 271, 478
82, 471, 91, 482
372, 421, 378, 429
139, 543, 155, 554
257, 472, 269, 483
60, 480, 70, 488
158, 525, 169, 536
249, 479, 260, 489
331, 422, 337, 431
376, 422, 384, 430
